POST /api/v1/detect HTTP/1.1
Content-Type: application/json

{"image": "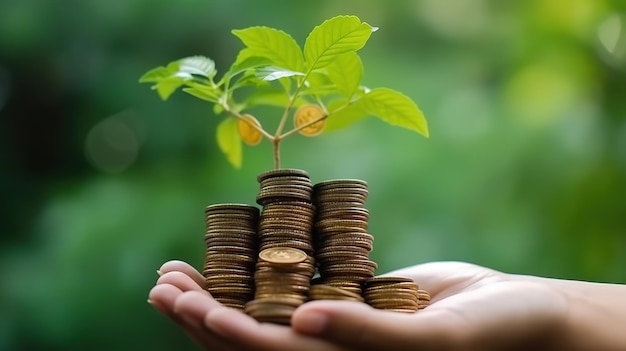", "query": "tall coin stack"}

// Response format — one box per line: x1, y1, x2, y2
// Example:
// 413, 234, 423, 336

245, 169, 317, 324
203, 204, 259, 310
312, 180, 377, 296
